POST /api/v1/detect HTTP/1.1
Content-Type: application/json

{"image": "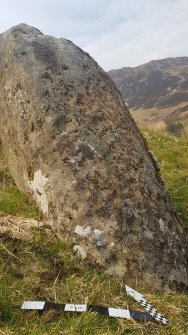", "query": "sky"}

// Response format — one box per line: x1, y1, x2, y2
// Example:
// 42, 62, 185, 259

0, 0, 188, 71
